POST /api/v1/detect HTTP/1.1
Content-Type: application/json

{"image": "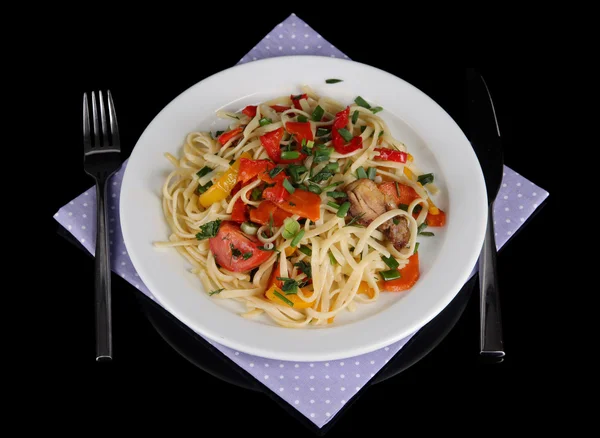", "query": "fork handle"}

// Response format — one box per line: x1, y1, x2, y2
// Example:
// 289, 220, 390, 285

479, 203, 505, 358
95, 178, 113, 361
